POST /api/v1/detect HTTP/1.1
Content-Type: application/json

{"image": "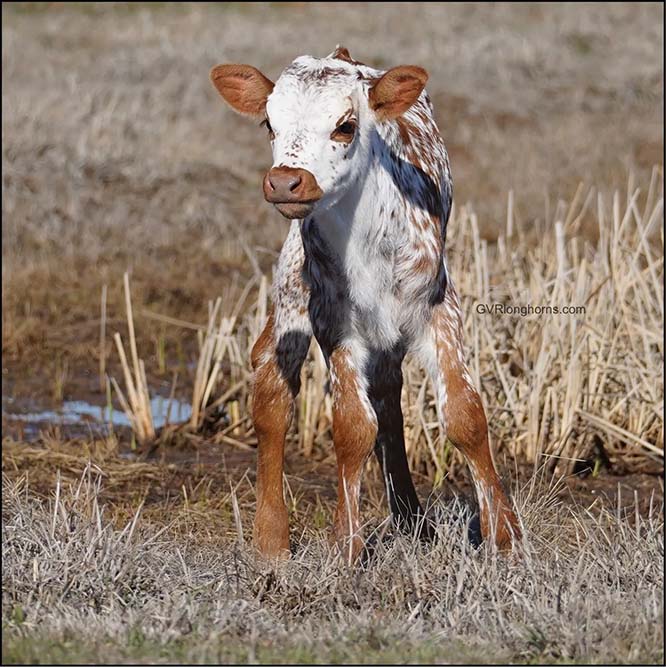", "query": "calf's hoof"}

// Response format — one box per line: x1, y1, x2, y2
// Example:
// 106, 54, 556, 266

330, 526, 365, 565
486, 503, 522, 553
254, 503, 290, 560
